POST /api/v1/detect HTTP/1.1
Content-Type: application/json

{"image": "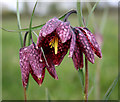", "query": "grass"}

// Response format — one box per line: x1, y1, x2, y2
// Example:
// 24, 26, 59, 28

2, 11, 118, 100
